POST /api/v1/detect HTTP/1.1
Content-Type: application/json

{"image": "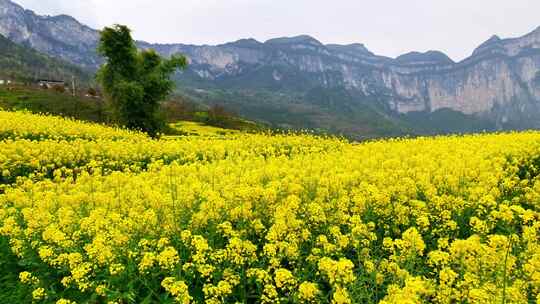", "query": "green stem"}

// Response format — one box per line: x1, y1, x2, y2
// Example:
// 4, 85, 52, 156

501, 236, 513, 304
